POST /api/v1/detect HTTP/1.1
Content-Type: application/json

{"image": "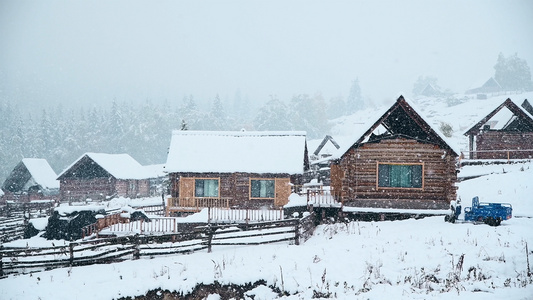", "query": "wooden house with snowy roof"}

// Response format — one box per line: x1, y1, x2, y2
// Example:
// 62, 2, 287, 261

464, 98, 533, 159
1, 158, 59, 202
57, 153, 152, 202
466, 77, 502, 95
164, 131, 309, 215
329, 96, 458, 210
307, 135, 342, 185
